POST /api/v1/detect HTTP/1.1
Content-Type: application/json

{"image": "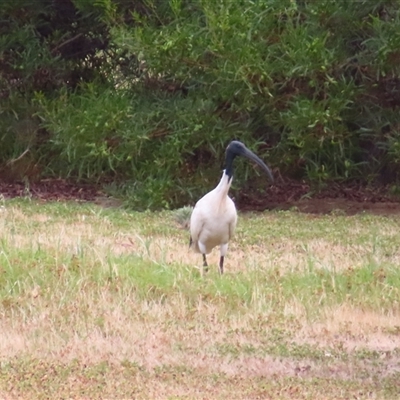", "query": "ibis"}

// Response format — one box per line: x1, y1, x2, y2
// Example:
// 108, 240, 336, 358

189, 140, 273, 274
